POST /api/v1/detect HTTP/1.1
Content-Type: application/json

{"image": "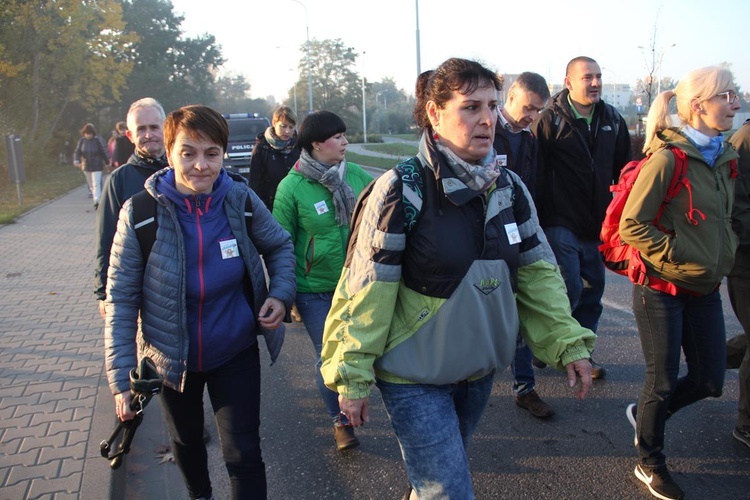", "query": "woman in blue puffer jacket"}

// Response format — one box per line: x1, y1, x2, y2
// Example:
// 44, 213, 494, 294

105, 105, 296, 500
